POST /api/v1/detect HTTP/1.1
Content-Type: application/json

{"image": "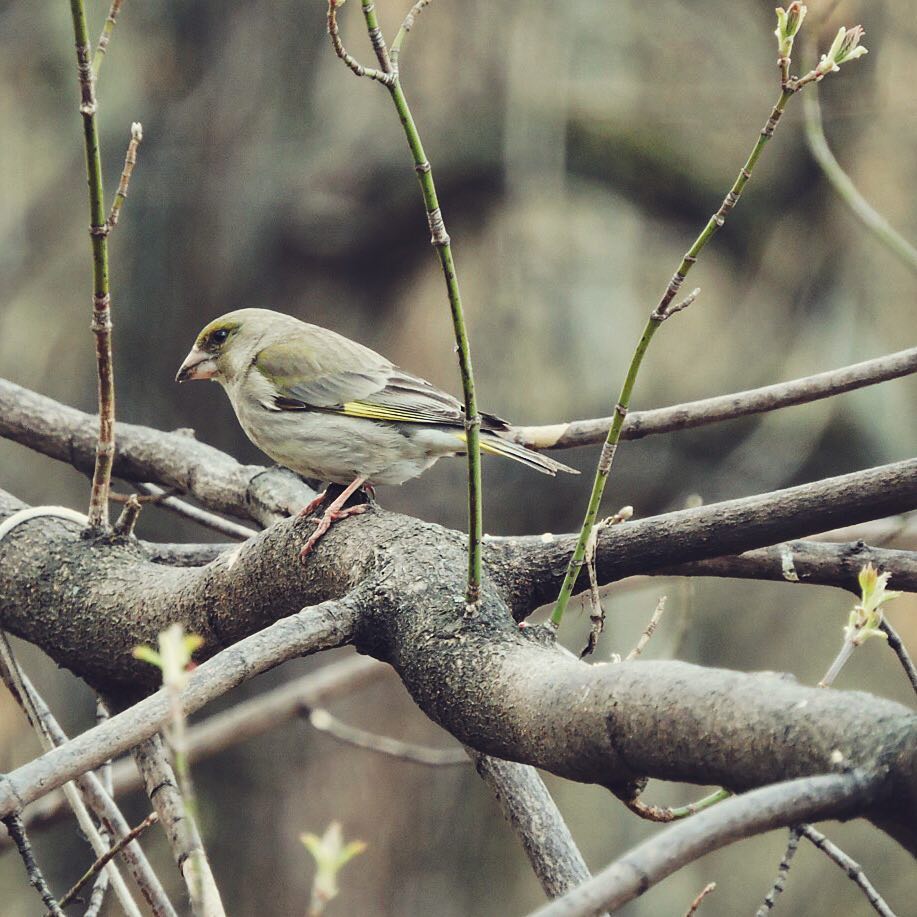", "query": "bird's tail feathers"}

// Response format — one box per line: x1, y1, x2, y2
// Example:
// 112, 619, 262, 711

457, 431, 579, 476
